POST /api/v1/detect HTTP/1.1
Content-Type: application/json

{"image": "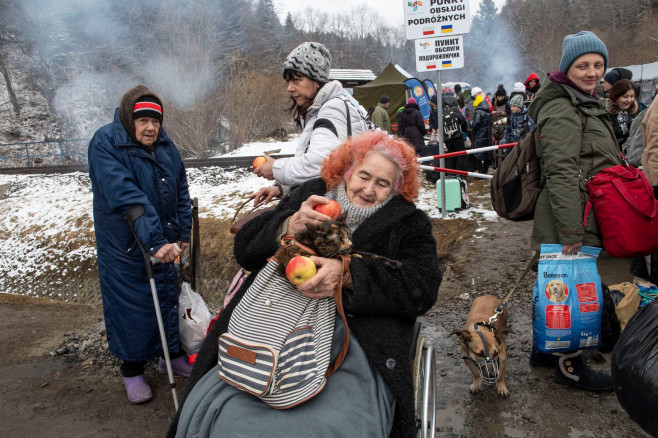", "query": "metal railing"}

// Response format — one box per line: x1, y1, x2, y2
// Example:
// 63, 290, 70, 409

0, 139, 90, 167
